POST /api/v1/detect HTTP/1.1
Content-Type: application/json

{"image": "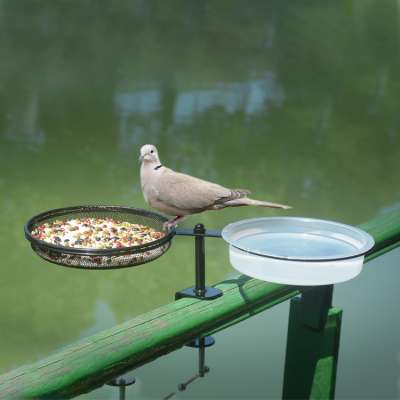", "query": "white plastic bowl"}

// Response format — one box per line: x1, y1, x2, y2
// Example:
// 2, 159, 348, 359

221, 217, 375, 286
